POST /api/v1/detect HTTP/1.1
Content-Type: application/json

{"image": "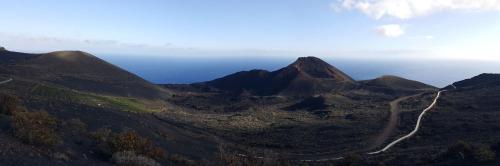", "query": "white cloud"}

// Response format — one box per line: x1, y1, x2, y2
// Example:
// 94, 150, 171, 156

333, 0, 500, 19
375, 24, 405, 37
